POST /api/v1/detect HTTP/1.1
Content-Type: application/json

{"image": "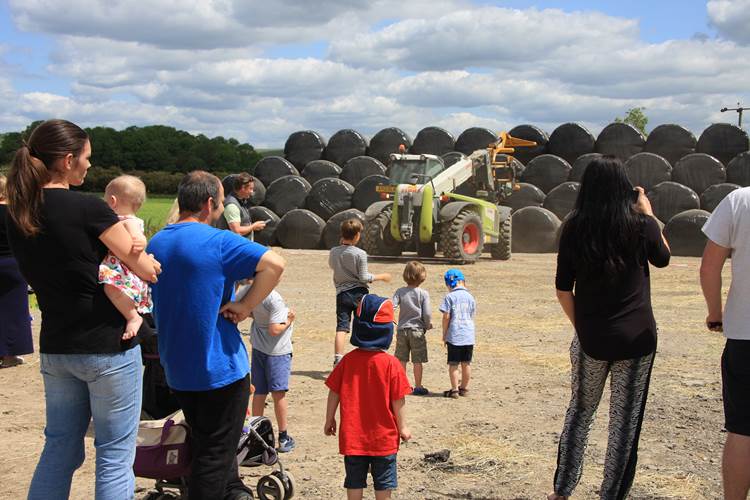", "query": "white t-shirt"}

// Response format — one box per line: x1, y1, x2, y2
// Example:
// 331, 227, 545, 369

702, 187, 750, 340
249, 290, 293, 355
